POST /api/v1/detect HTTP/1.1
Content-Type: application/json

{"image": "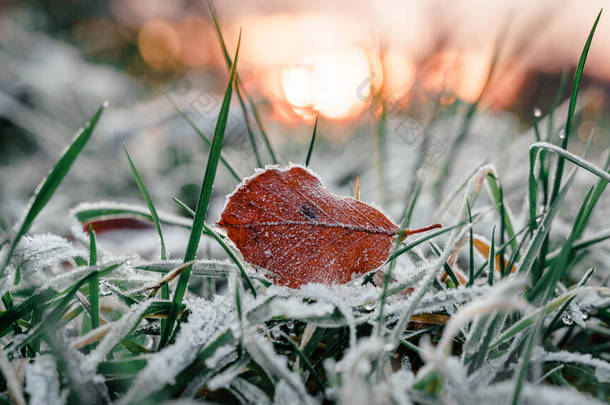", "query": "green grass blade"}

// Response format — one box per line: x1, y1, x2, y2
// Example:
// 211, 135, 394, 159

123, 144, 167, 261
123, 143, 170, 338
489, 291, 574, 351
488, 226, 496, 286
550, 10, 602, 202
545, 229, 610, 265
1, 104, 106, 275
88, 225, 100, 329
399, 173, 423, 229
547, 70, 569, 142
160, 32, 241, 348
247, 96, 278, 164
467, 202, 474, 286
202, 223, 257, 297
511, 313, 543, 405
208, 1, 263, 167
531, 142, 610, 183
429, 242, 460, 287
166, 94, 241, 181
172, 196, 195, 217
0, 289, 57, 337
171, 196, 257, 297
279, 330, 326, 394
209, 1, 278, 166
388, 222, 466, 262
532, 112, 550, 206
528, 186, 596, 301
305, 115, 319, 167
486, 172, 516, 249
12, 262, 121, 352
519, 164, 579, 279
